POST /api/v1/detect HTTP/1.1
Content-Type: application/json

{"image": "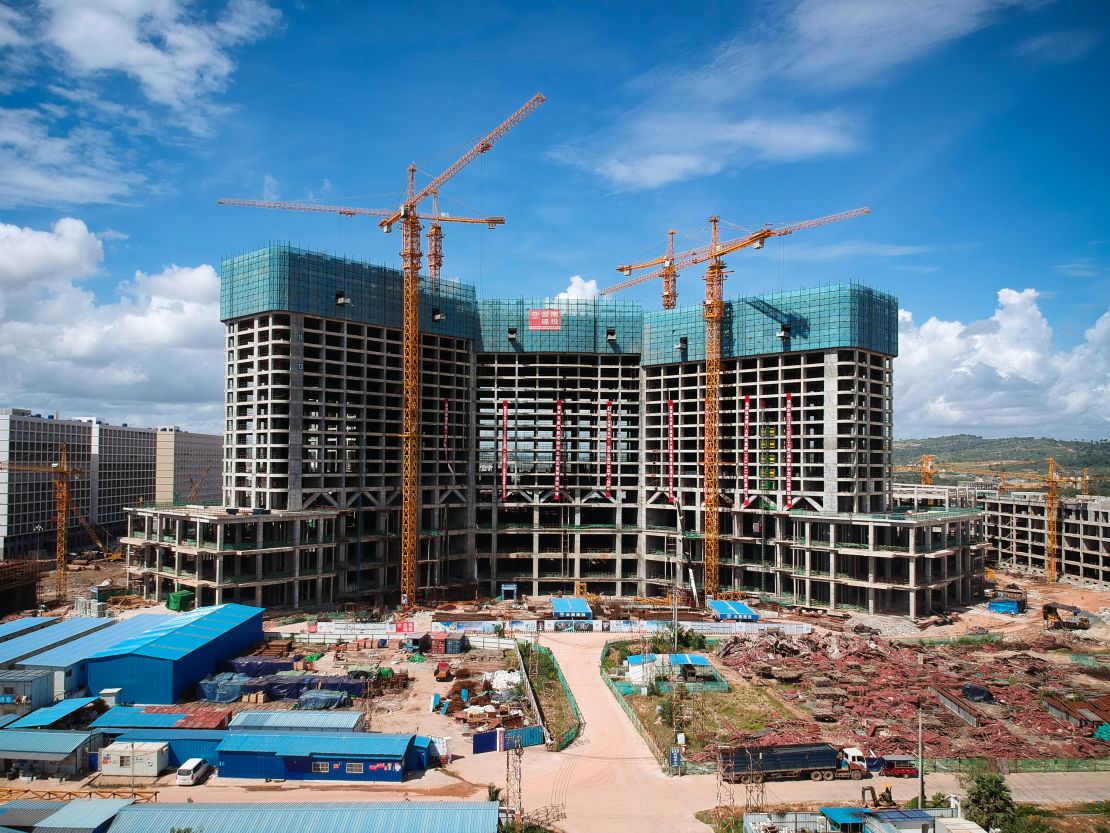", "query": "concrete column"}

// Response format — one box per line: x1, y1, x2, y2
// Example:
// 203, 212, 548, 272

868, 586, 876, 614
909, 588, 917, 619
